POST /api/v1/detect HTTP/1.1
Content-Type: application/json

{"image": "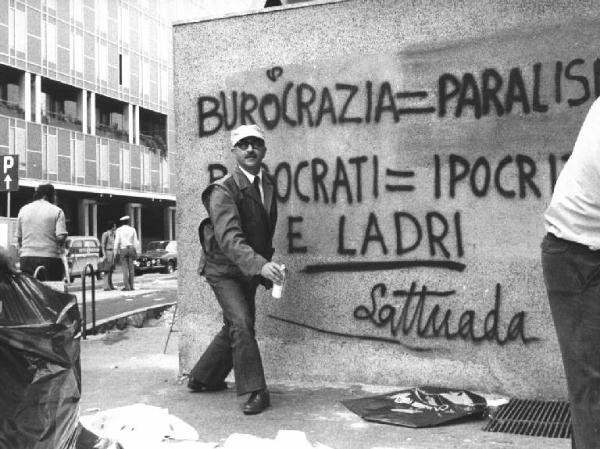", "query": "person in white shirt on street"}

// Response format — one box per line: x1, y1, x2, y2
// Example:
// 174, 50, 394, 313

113, 215, 139, 291
542, 97, 600, 449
